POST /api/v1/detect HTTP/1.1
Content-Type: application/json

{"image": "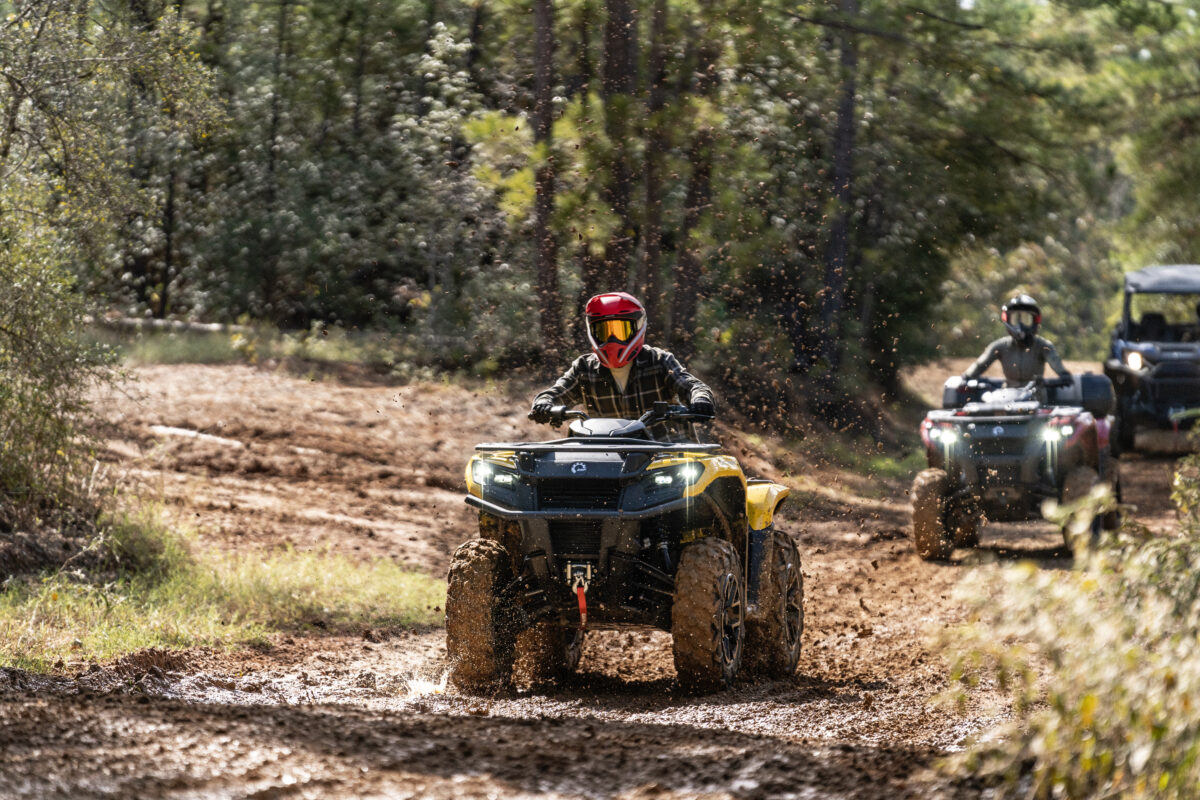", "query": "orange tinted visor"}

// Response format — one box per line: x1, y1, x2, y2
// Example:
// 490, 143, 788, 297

591, 318, 636, 344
